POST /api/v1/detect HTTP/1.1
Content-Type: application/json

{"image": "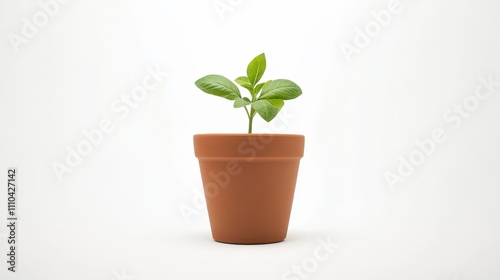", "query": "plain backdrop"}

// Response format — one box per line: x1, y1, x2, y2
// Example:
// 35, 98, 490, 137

1, 0, 500, 279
